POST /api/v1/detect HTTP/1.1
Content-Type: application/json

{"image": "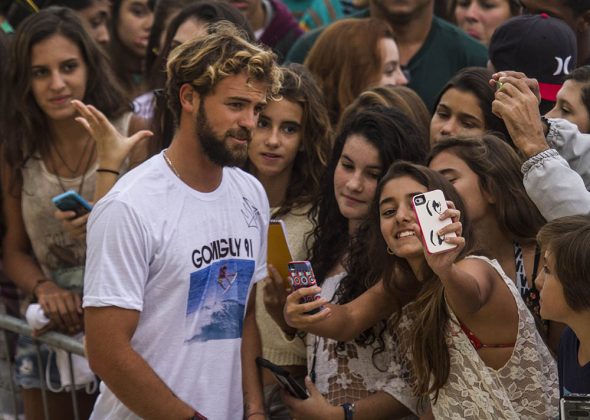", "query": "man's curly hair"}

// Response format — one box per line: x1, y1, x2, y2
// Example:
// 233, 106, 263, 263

166, 21, 282, 125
